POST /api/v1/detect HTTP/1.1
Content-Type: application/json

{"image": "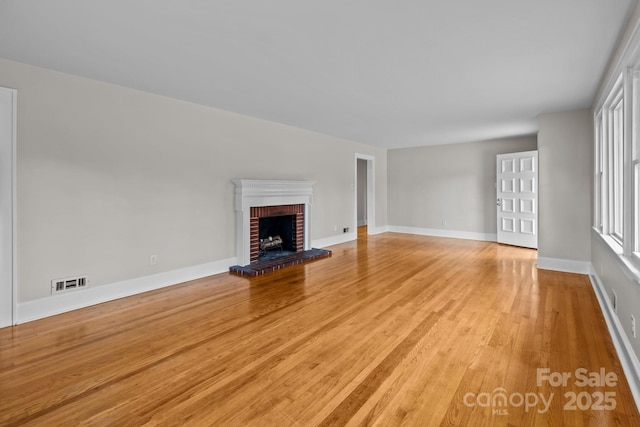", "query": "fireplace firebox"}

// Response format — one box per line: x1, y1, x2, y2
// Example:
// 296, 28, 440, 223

250, 204, 304, 262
